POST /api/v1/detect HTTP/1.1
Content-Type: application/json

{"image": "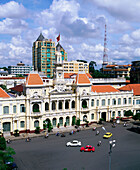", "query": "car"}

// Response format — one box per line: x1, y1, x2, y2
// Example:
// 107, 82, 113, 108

80, 145, 95, 152
103, 132, 112, 139
66, 140, 81, 147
